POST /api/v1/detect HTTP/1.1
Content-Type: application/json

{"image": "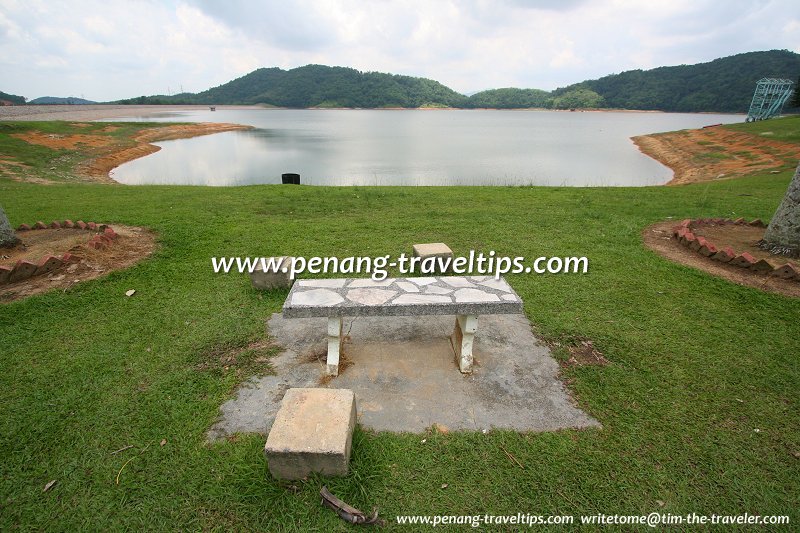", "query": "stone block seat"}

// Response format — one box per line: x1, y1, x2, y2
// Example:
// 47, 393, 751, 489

264, 388, 356, 479
282, 276, 523, 375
